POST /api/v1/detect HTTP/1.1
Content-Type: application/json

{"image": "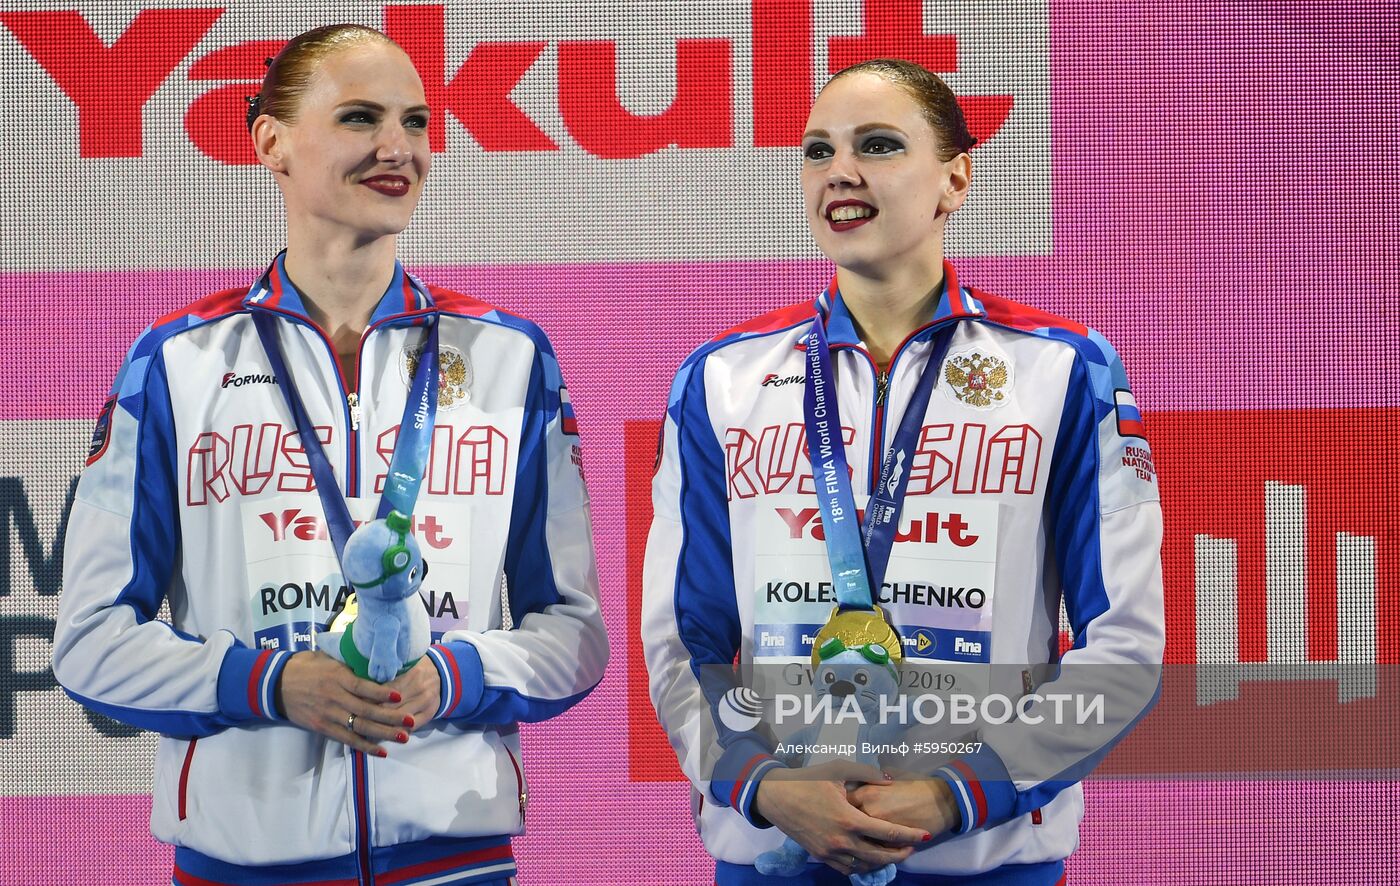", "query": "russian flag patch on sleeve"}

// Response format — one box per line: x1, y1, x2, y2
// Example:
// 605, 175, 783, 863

1114, 389, 1146, 438
559, 385, 578, 436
